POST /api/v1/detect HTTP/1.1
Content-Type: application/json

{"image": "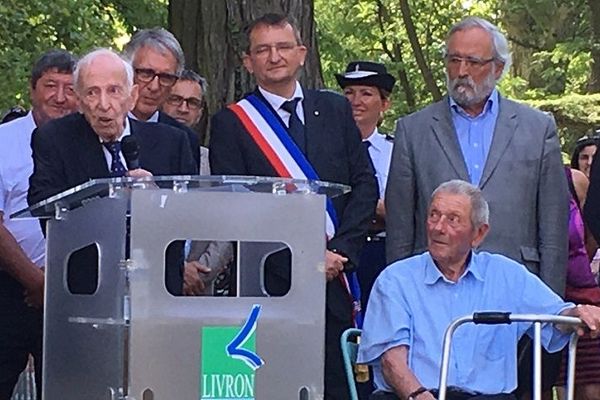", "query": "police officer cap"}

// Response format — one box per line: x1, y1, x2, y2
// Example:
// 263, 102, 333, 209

335, 61, 396, 93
